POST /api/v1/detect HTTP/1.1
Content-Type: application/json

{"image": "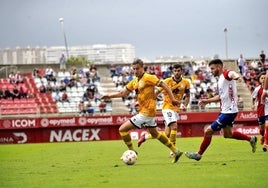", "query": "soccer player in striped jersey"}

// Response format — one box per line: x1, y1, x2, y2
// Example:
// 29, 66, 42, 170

185, 59, 257, 161
251, 72, 266, 151
259, 53, 268, 152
